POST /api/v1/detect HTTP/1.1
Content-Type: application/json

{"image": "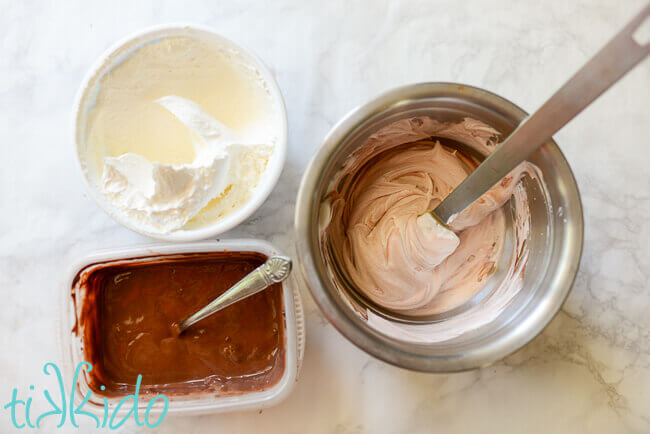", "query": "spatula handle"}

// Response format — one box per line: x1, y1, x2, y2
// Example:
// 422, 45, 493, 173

434, 3, 650, 224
